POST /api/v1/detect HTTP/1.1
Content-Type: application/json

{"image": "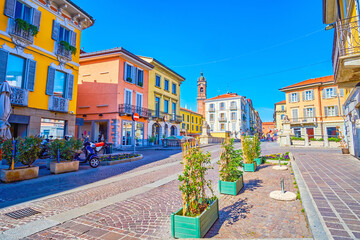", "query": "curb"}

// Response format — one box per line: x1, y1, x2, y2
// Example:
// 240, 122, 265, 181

100, 154, 144, 166
290, 152, 330, 240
